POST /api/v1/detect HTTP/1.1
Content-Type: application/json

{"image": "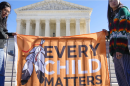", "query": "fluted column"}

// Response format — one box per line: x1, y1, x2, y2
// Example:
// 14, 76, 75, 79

85, 18, 90, 34
25, 19, 31, 35
56, 18, 60, 37
66, 18, 70, 36
76, 18, 80, 35
45, 19, 50, 37
16, 19, 21, 34
35, 19, 40, 36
